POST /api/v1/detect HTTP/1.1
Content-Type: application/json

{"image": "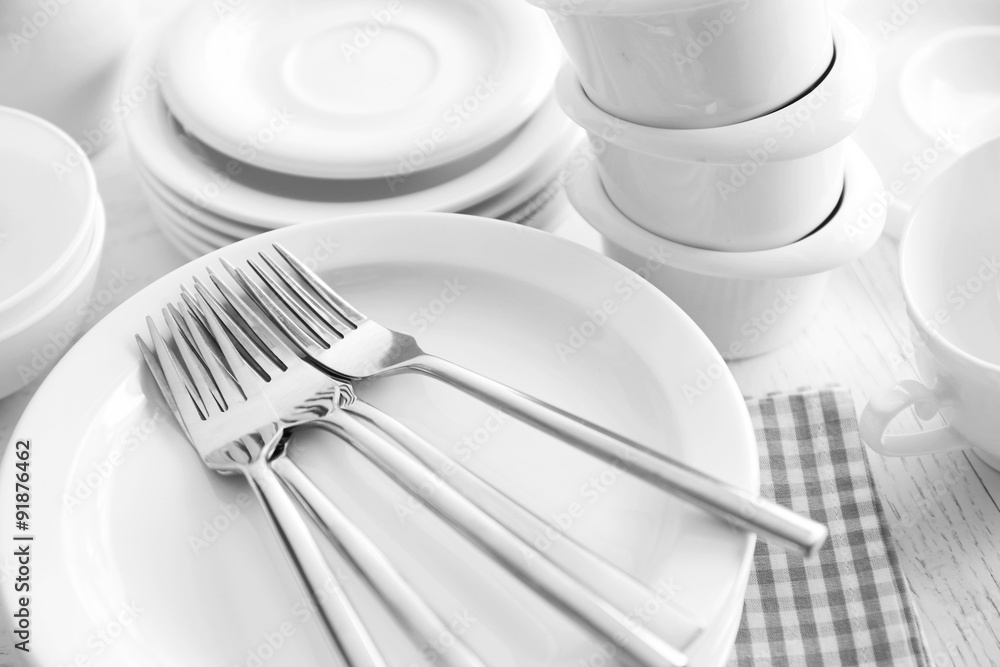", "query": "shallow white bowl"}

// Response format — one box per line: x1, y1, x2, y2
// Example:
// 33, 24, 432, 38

0, 107, 99, 321
556, 16, 876, 252
0, 198, 105, 399
568, 141, 885, 359
530, 0, 833, 129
